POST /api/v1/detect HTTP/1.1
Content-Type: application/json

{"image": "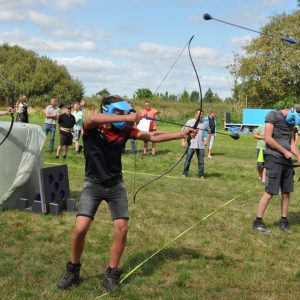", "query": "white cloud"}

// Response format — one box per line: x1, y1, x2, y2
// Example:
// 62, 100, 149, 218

50, 28, 111, 41
55, 56, 115, 70
41, 0, 90, 10
0, 29, 96, 51
50, 41, 234, 98
228, 35, 252, 48
0, 2, 110, 42
27, 10, 65, 28
256, 0, 284, 9
0, 1, 25, 21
